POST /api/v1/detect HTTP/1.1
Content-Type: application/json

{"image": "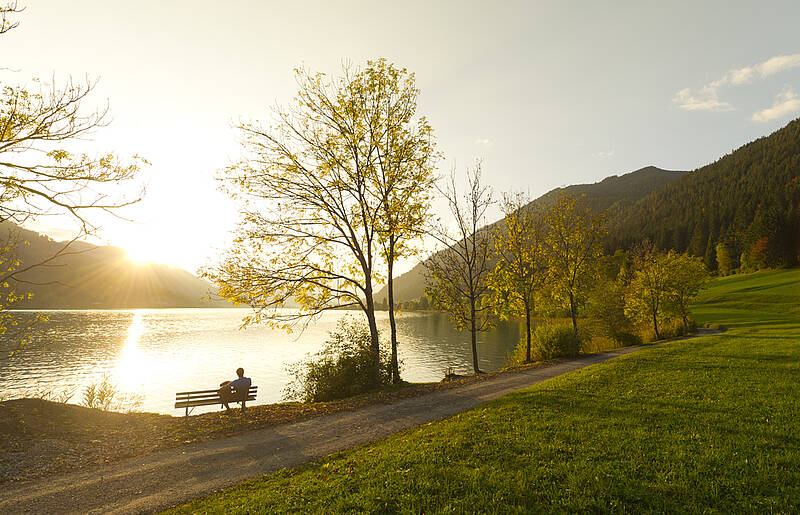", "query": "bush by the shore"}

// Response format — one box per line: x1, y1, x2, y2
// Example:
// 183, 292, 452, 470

284, 317, 393, 403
